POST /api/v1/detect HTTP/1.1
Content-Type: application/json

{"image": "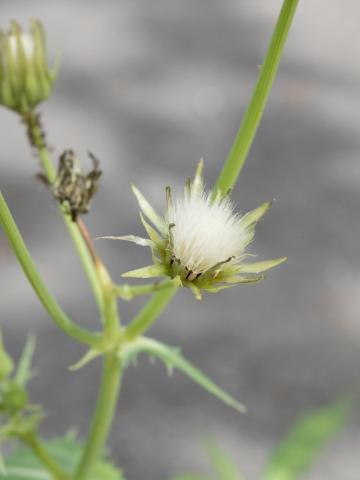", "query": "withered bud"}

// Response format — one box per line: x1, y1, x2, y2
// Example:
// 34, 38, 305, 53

52, 150, 102, 221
